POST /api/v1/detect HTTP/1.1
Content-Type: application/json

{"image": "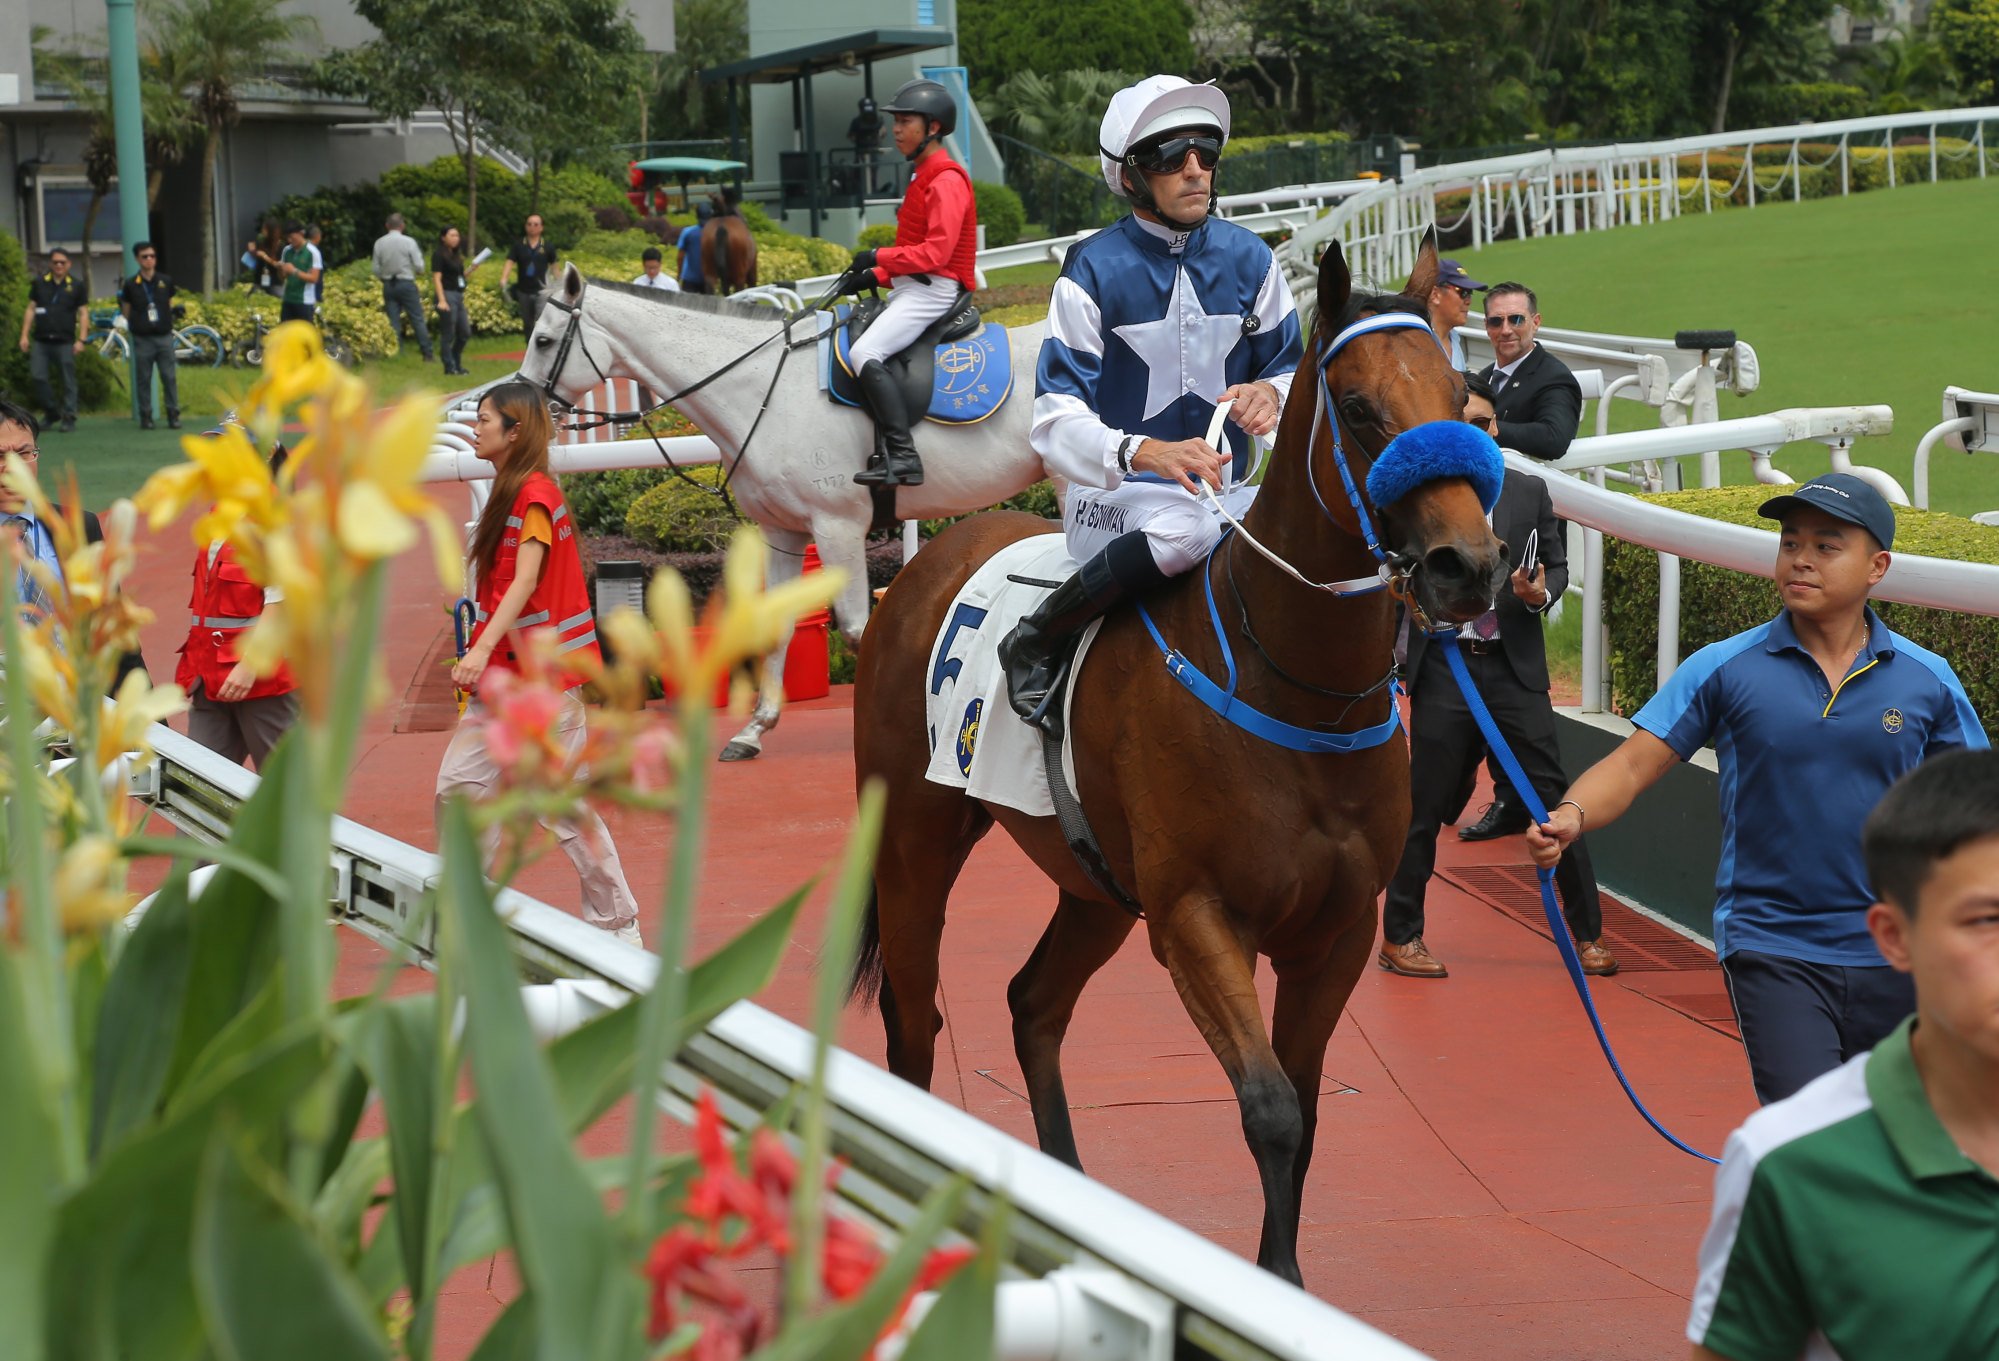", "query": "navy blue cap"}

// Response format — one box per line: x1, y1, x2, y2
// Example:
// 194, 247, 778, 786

1757, 473, 1895, 550
1437, 259, 1486, 291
